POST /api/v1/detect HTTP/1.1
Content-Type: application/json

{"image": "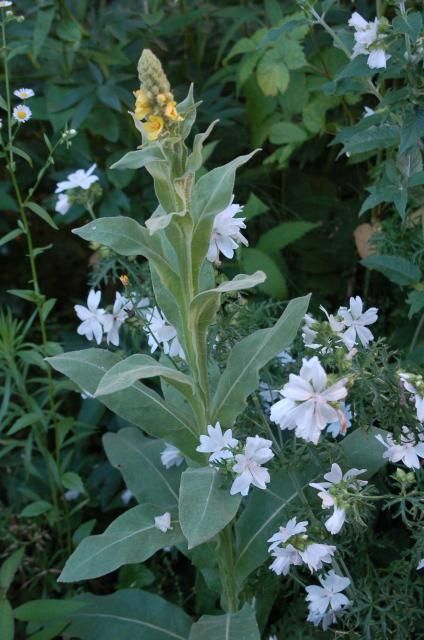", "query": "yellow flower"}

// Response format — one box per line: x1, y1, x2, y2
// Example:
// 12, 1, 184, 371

133, 88, 152, 120
142, 115, 164, 141
119, 274, 129, 286
164, 100, 184, 122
